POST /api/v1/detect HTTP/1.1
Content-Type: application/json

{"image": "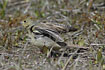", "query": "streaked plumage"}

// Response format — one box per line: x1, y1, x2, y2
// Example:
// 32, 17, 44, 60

21, 18, 77, 48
